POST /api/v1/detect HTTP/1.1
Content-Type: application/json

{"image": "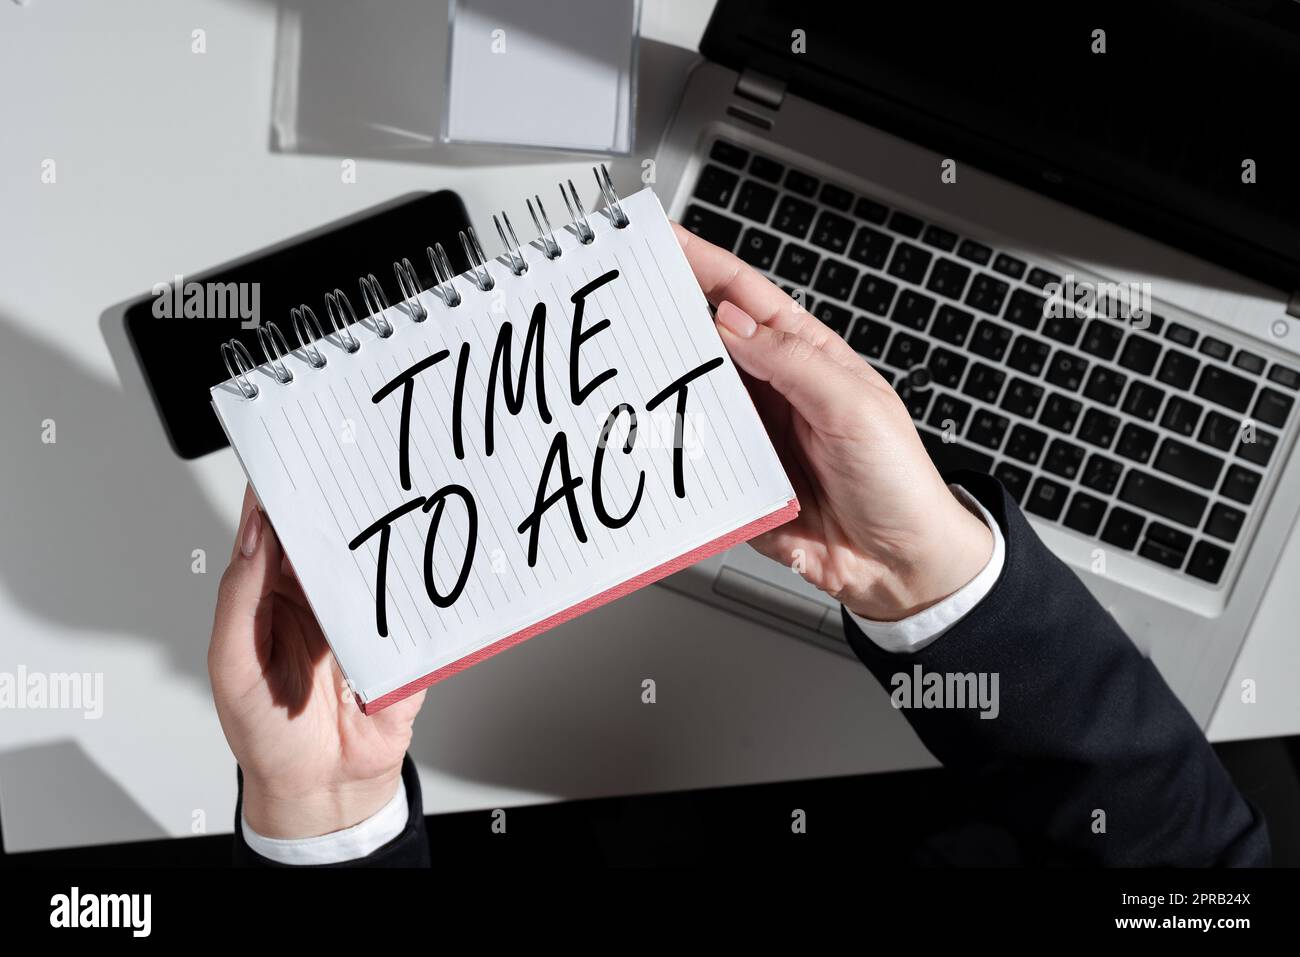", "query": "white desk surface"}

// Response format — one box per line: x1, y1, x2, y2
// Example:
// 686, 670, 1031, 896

0, 0, 1293, 852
